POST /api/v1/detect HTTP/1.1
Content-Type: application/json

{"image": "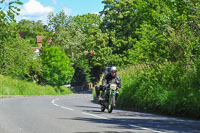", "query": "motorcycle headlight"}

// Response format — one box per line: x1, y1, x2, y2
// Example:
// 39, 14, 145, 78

110, 84, 117, 90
